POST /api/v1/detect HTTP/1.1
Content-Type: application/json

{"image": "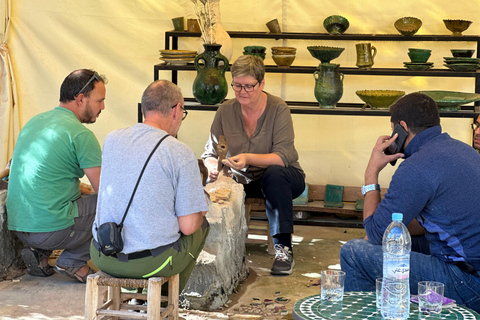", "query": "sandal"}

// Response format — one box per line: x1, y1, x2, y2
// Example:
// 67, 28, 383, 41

54, 265, 95, 283
21, 247, 54, 277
